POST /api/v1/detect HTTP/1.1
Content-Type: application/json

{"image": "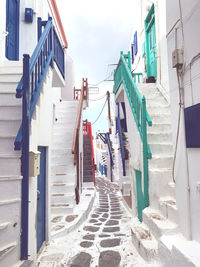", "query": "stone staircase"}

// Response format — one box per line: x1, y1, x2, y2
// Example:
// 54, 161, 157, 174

83, 135, 93, 182
130, 83, 178, 263
0, 62, 22, 267
50, 100, 78, 219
